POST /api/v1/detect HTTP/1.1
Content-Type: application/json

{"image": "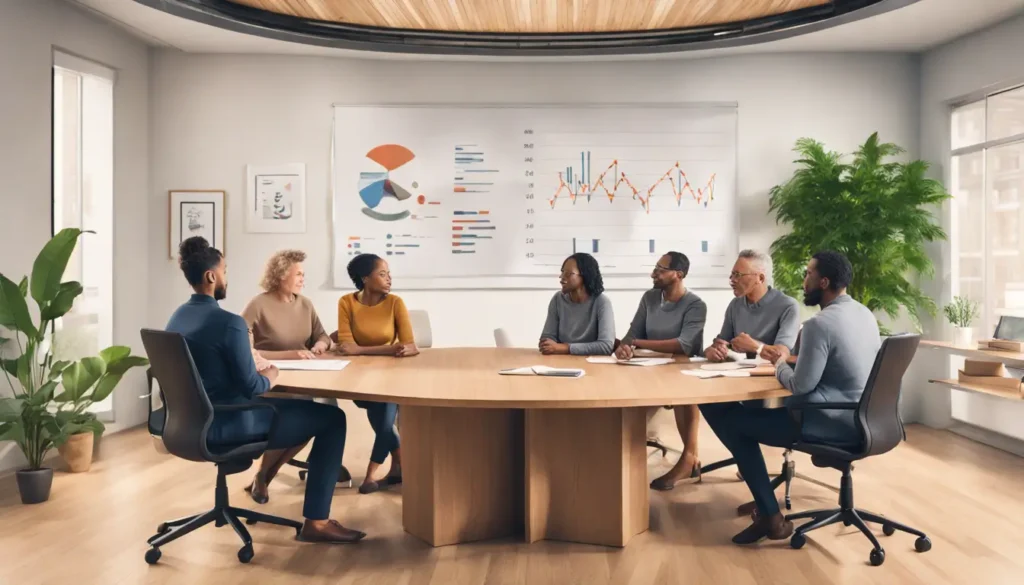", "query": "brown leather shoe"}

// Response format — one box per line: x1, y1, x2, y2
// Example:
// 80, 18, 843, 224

296, 519, 366, 544
731, 513, 793, 545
